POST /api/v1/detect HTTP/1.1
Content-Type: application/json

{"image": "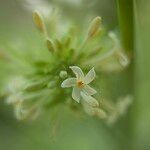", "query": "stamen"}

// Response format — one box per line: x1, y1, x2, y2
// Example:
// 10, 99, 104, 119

77, 81, 84, 88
